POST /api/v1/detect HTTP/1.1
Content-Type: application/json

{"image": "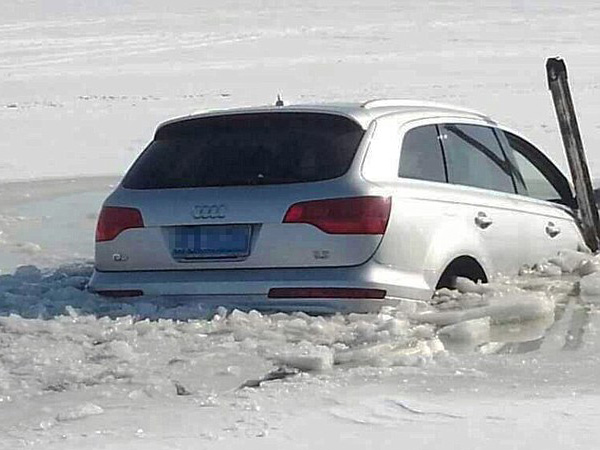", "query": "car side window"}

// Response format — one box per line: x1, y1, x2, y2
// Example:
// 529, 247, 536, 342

398, 125, 447, 182
441, 124, 516, 194
512, 152, 562, 200
499, 130, 573, 206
